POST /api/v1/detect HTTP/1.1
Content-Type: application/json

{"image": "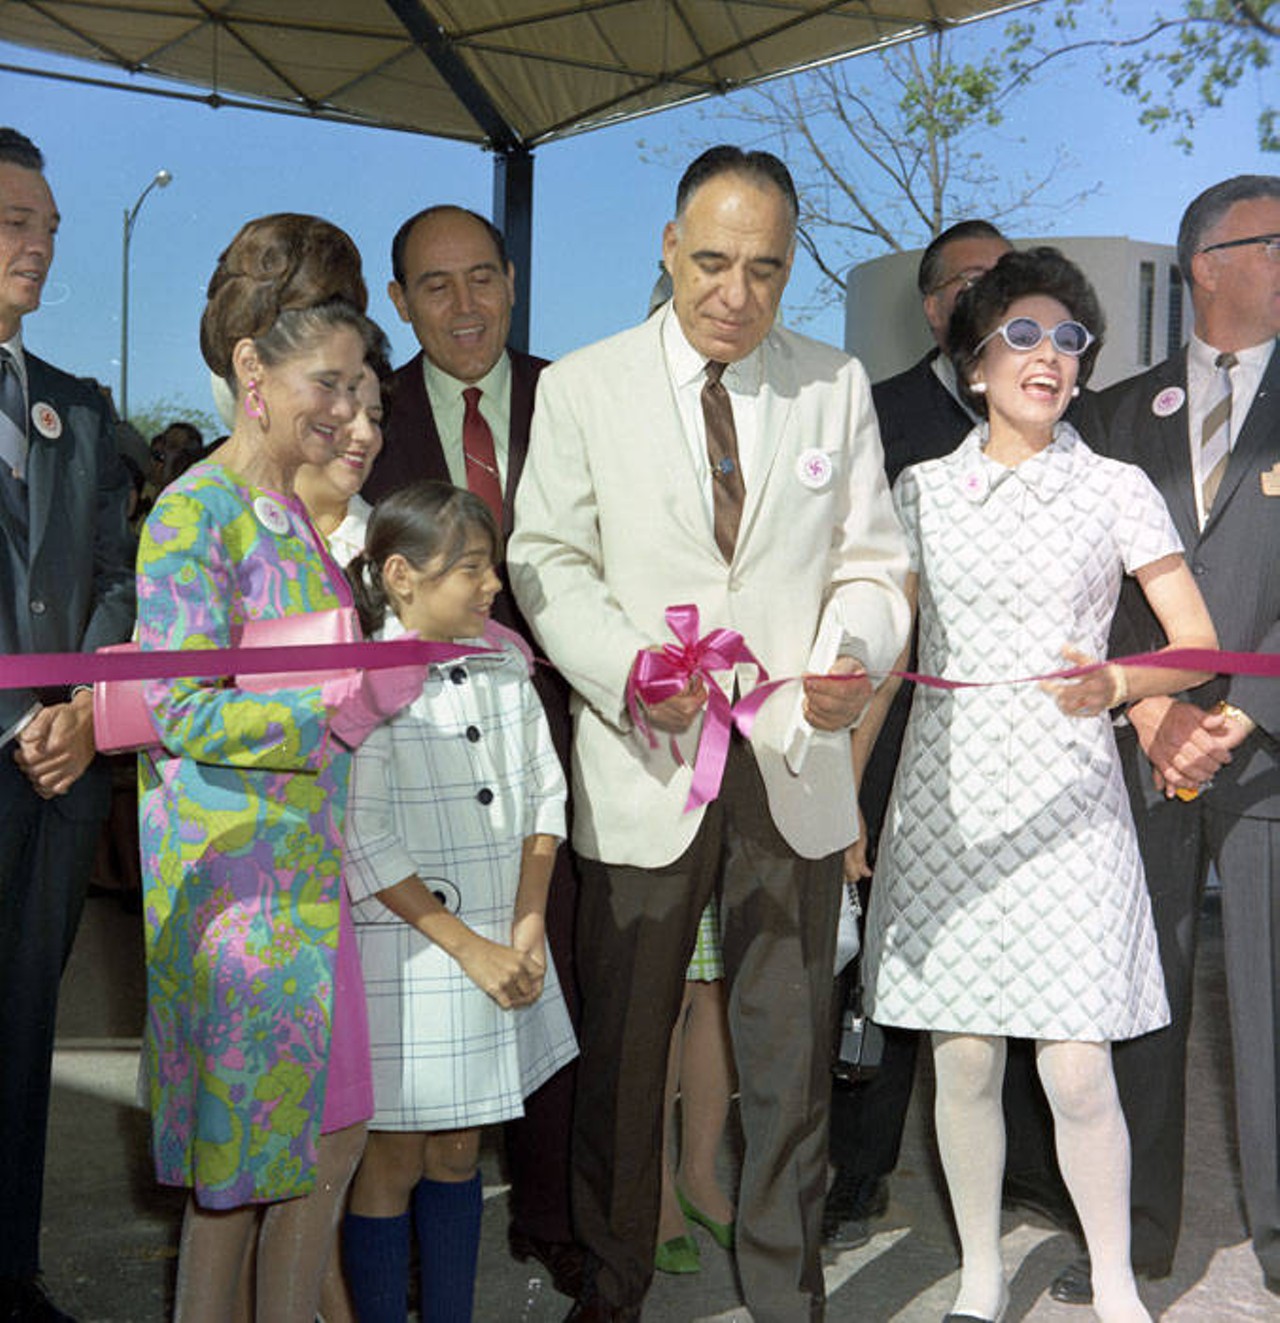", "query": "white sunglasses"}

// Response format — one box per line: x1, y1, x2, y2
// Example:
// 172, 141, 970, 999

974, 316, 1095, 357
